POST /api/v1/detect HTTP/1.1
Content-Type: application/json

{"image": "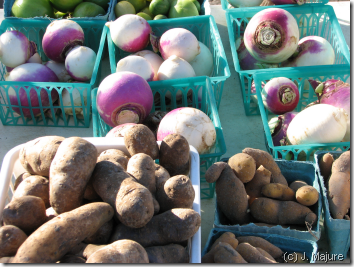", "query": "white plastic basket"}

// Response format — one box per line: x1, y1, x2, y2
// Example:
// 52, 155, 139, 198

0, 137, 201, 263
